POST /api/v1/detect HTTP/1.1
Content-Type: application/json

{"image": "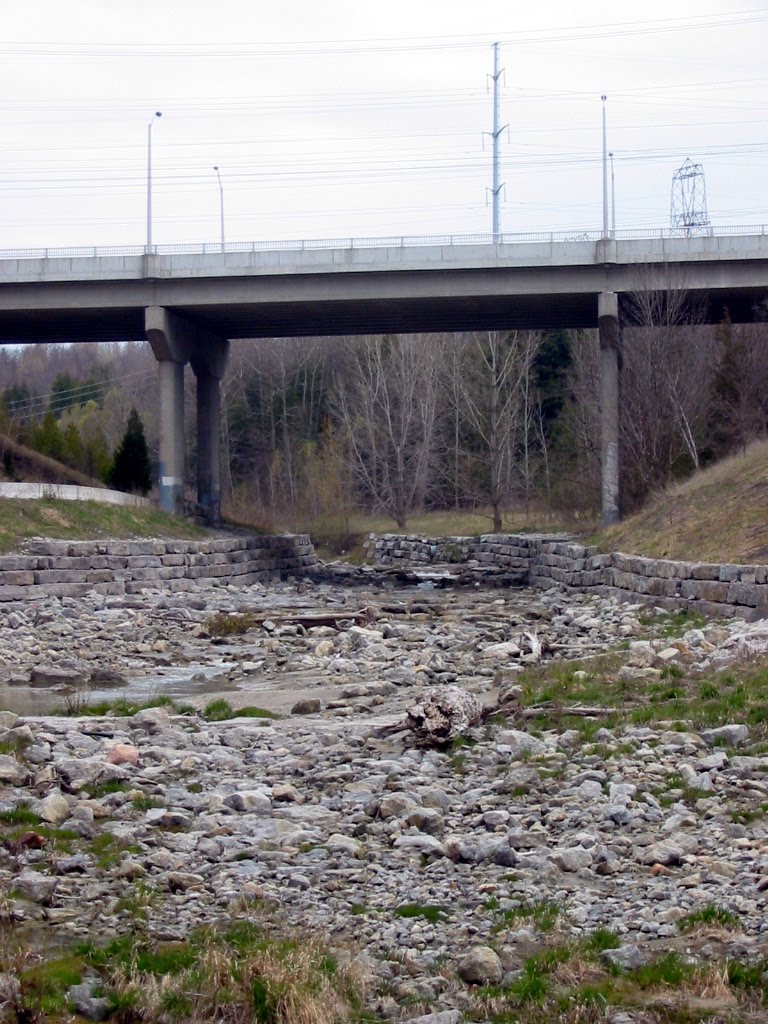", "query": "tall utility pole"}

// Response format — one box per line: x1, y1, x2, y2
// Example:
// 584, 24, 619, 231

485, 42, 507, 241
213, 166, 225, 250
147, 110, 162, 251
601, 96, 609, 238
609, 151, 616, 235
